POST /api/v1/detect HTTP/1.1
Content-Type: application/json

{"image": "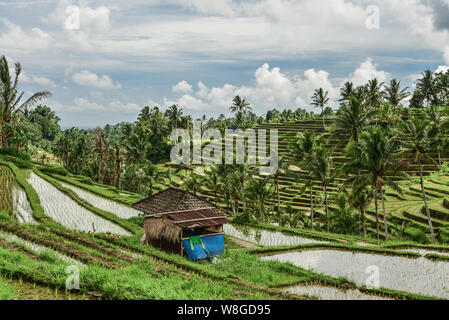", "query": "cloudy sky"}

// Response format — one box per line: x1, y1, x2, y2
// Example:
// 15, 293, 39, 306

1, 0, 449, 128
